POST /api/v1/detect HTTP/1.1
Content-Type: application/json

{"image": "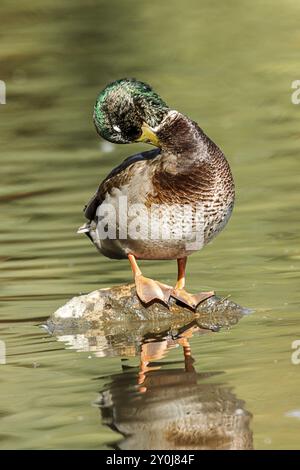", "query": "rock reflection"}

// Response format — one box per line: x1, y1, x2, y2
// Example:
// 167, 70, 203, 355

52, 311, 252, 450
97, 323, 253, 450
